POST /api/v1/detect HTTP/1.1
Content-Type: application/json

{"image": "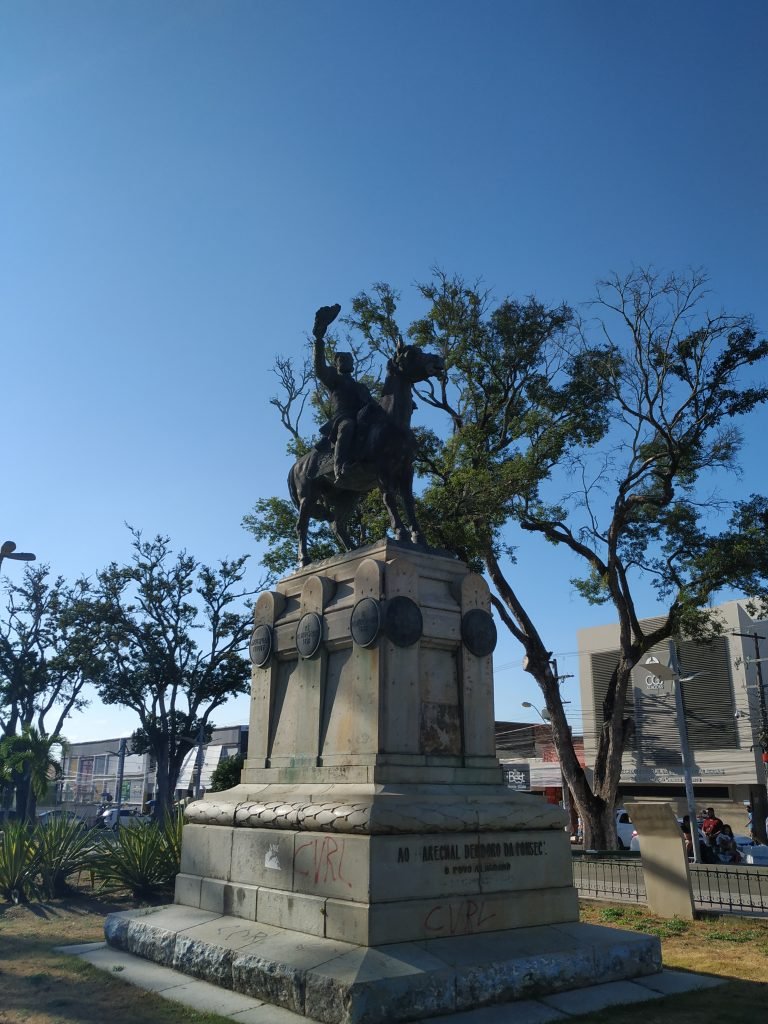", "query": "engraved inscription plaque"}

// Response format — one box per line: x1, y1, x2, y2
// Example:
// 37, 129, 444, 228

383, 595, 423, 647
296, 611, 323, 658
461, 608, 497, 658
249, 623, 273, 667
350, 597, 381, 648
